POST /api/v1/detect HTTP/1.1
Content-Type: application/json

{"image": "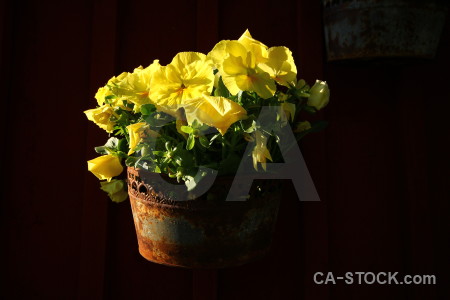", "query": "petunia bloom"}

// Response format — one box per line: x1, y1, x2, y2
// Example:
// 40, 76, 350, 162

208, 30, 276, 99
84, 104, 117, 133
258, 46, 297, 87
115, 60, 161, 111
149, 52, 214, 116
221, 42, 275, 98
